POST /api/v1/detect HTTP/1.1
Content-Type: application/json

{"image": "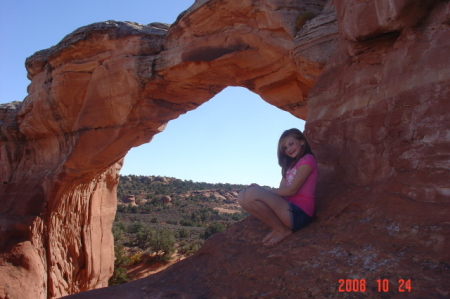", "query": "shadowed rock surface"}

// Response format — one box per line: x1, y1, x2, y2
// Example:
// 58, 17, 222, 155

1, 0, 449, 298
